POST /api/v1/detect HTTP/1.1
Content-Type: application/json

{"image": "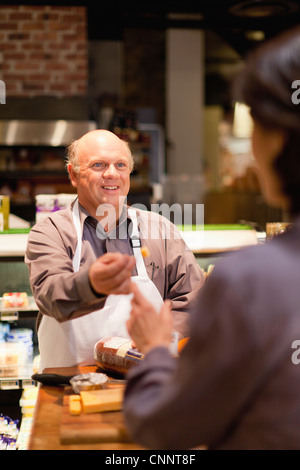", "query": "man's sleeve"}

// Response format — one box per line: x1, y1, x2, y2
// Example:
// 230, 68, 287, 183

25, 218, 106, 322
